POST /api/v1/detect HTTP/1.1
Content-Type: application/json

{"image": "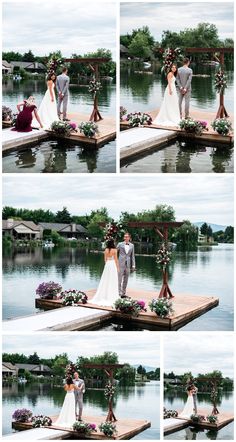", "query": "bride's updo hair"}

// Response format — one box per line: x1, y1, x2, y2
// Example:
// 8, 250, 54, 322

66, 377, 73, 385
47, 71, 56, 82
106, 238, 116, 250
187, 385, 192, 392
